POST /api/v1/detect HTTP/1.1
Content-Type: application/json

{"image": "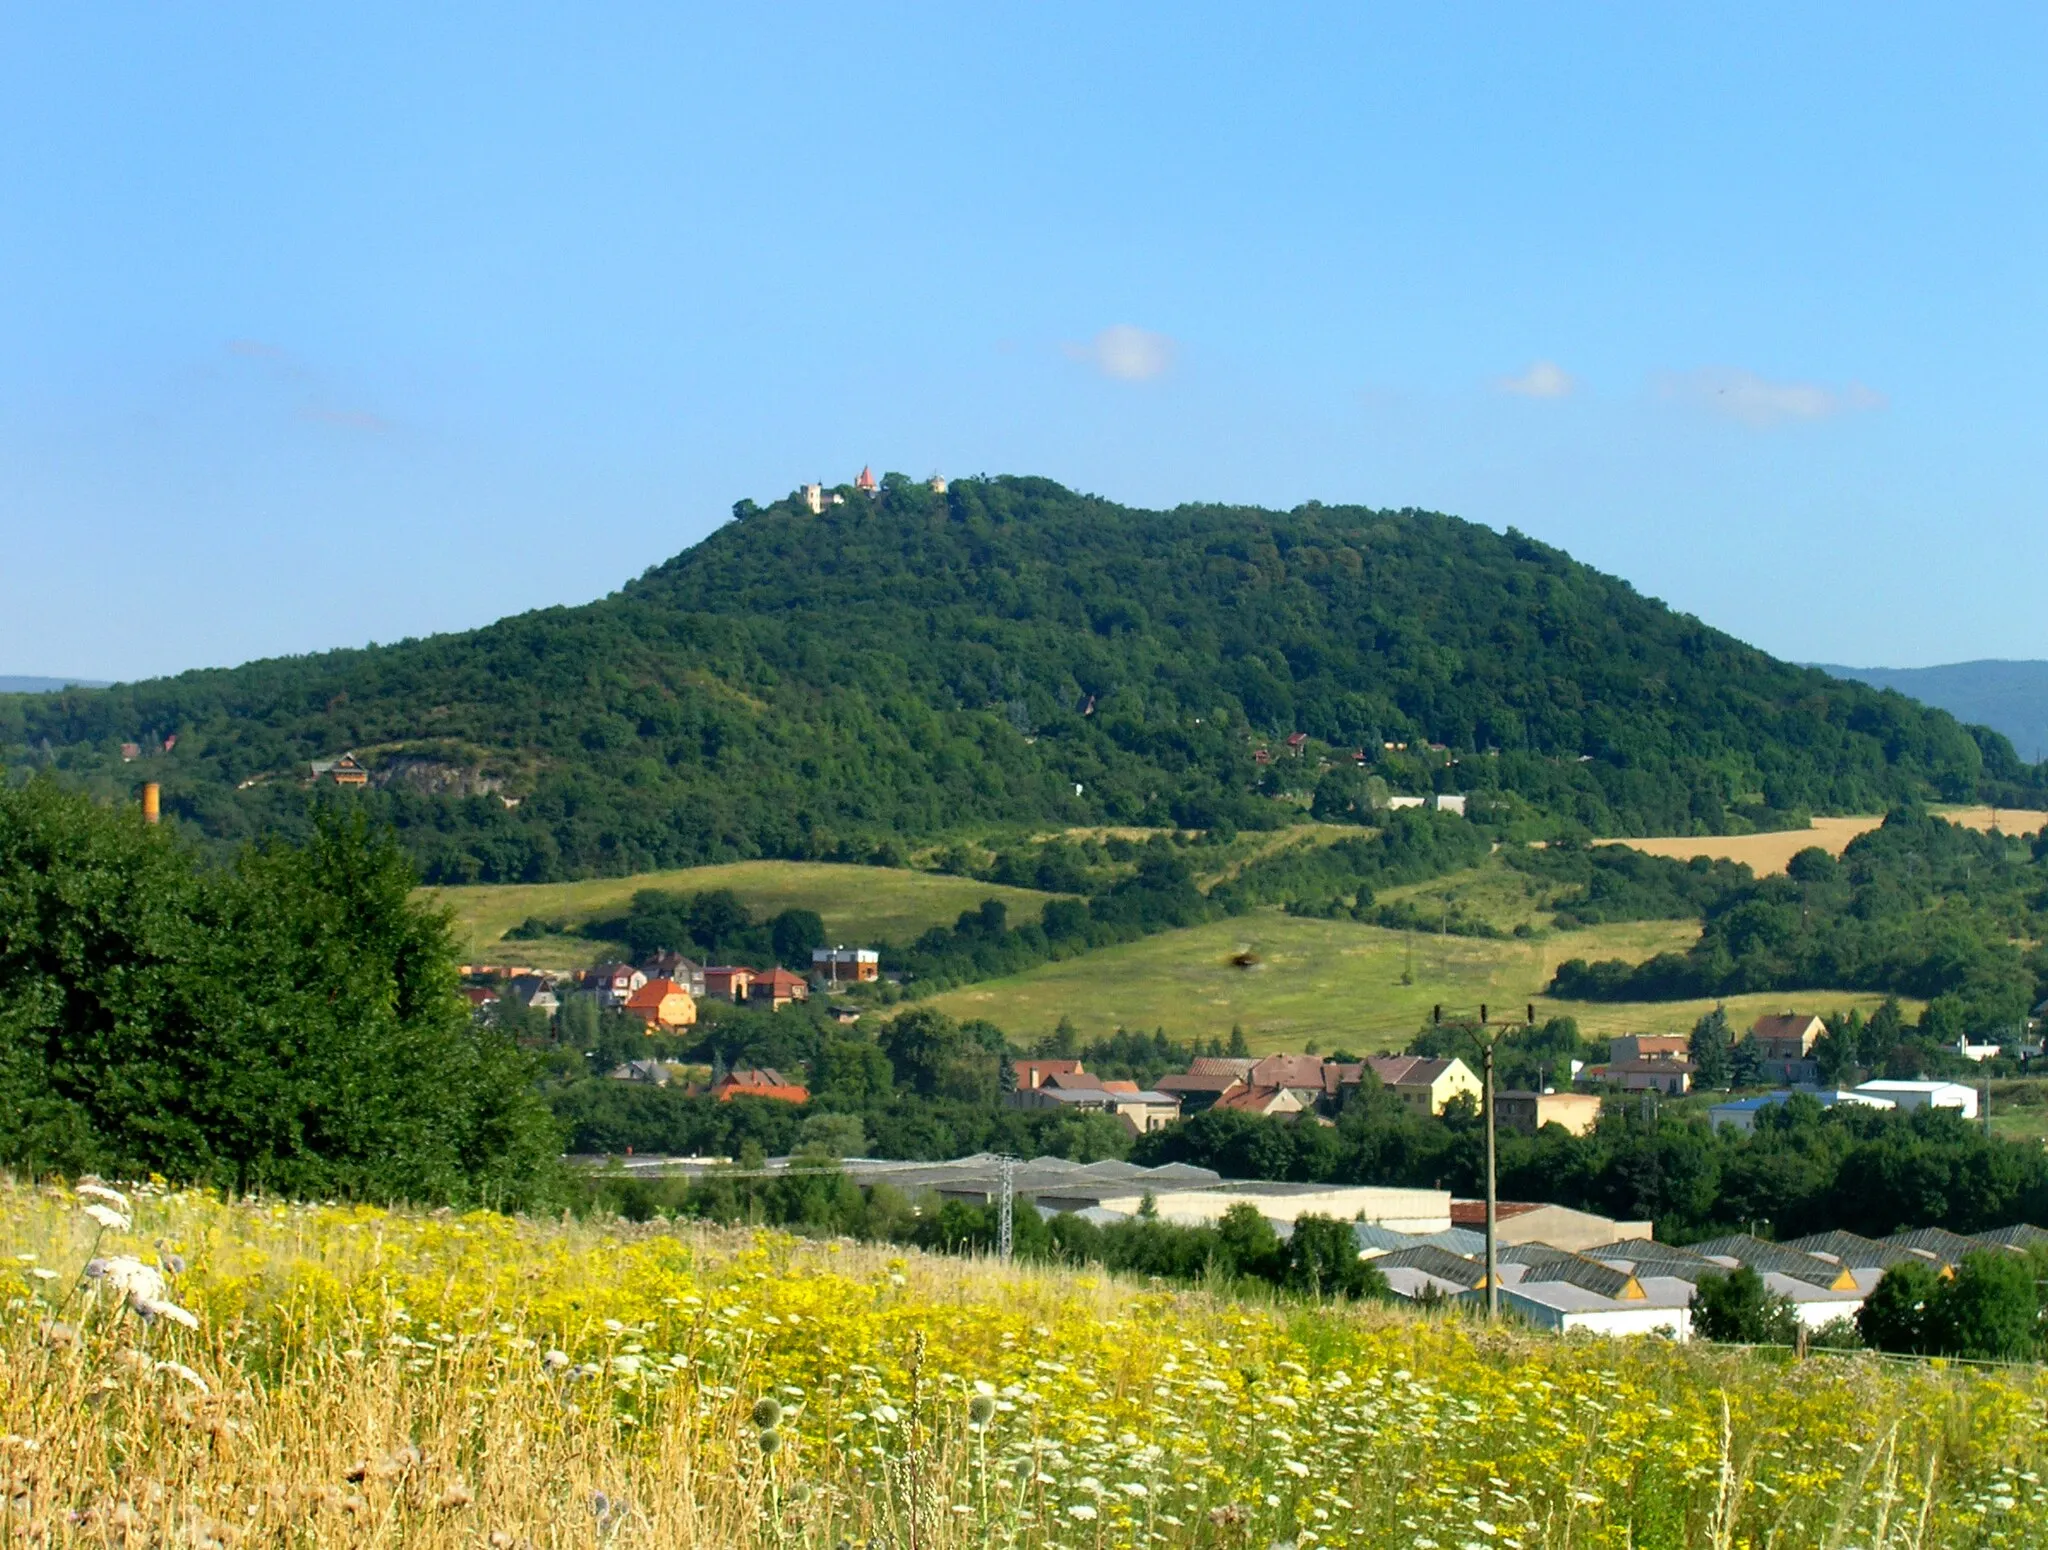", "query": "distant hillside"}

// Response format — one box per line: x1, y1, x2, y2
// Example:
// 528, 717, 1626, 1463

0, 676, 109, 694
1814, 660, 2048, 762
2, 475, 2034, 883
